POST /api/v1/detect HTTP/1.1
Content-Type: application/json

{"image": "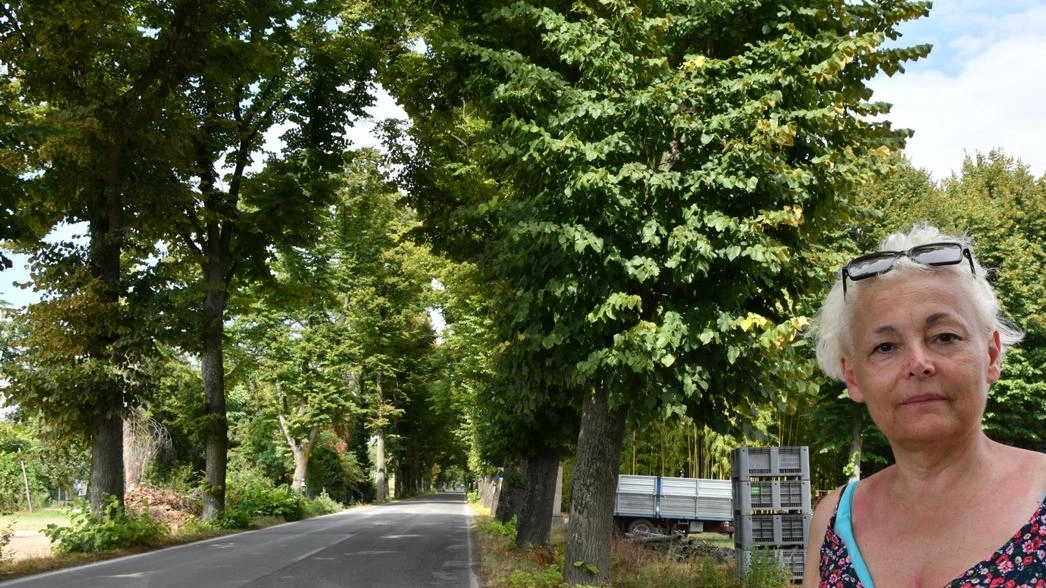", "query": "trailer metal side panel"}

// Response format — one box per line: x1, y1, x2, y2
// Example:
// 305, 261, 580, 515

696, 479, 733, 521
614, 475, 657, 517
614, 475, 733, 522
658, 477, 700, 519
